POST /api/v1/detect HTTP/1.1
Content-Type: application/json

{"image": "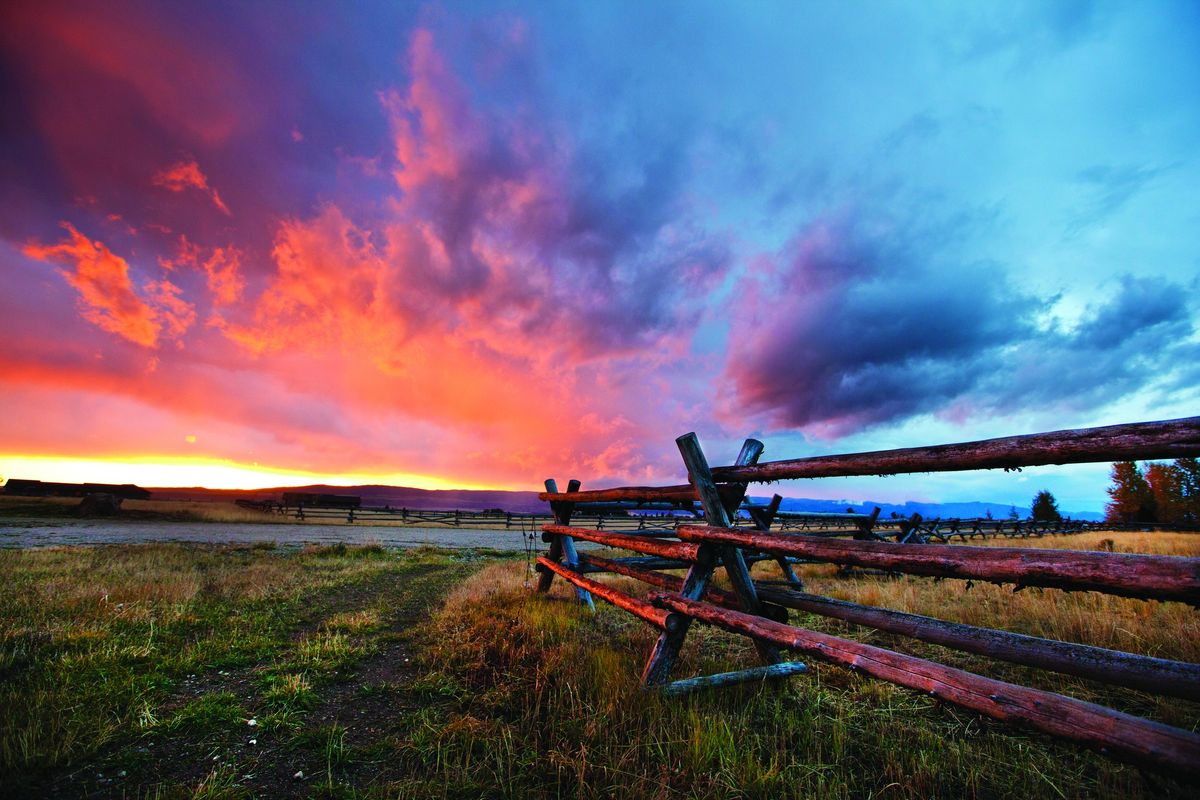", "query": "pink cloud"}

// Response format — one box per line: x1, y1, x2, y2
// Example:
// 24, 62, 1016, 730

146, 279, 195, 339
153, 160, 231, 215
161, 236, 244, 306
